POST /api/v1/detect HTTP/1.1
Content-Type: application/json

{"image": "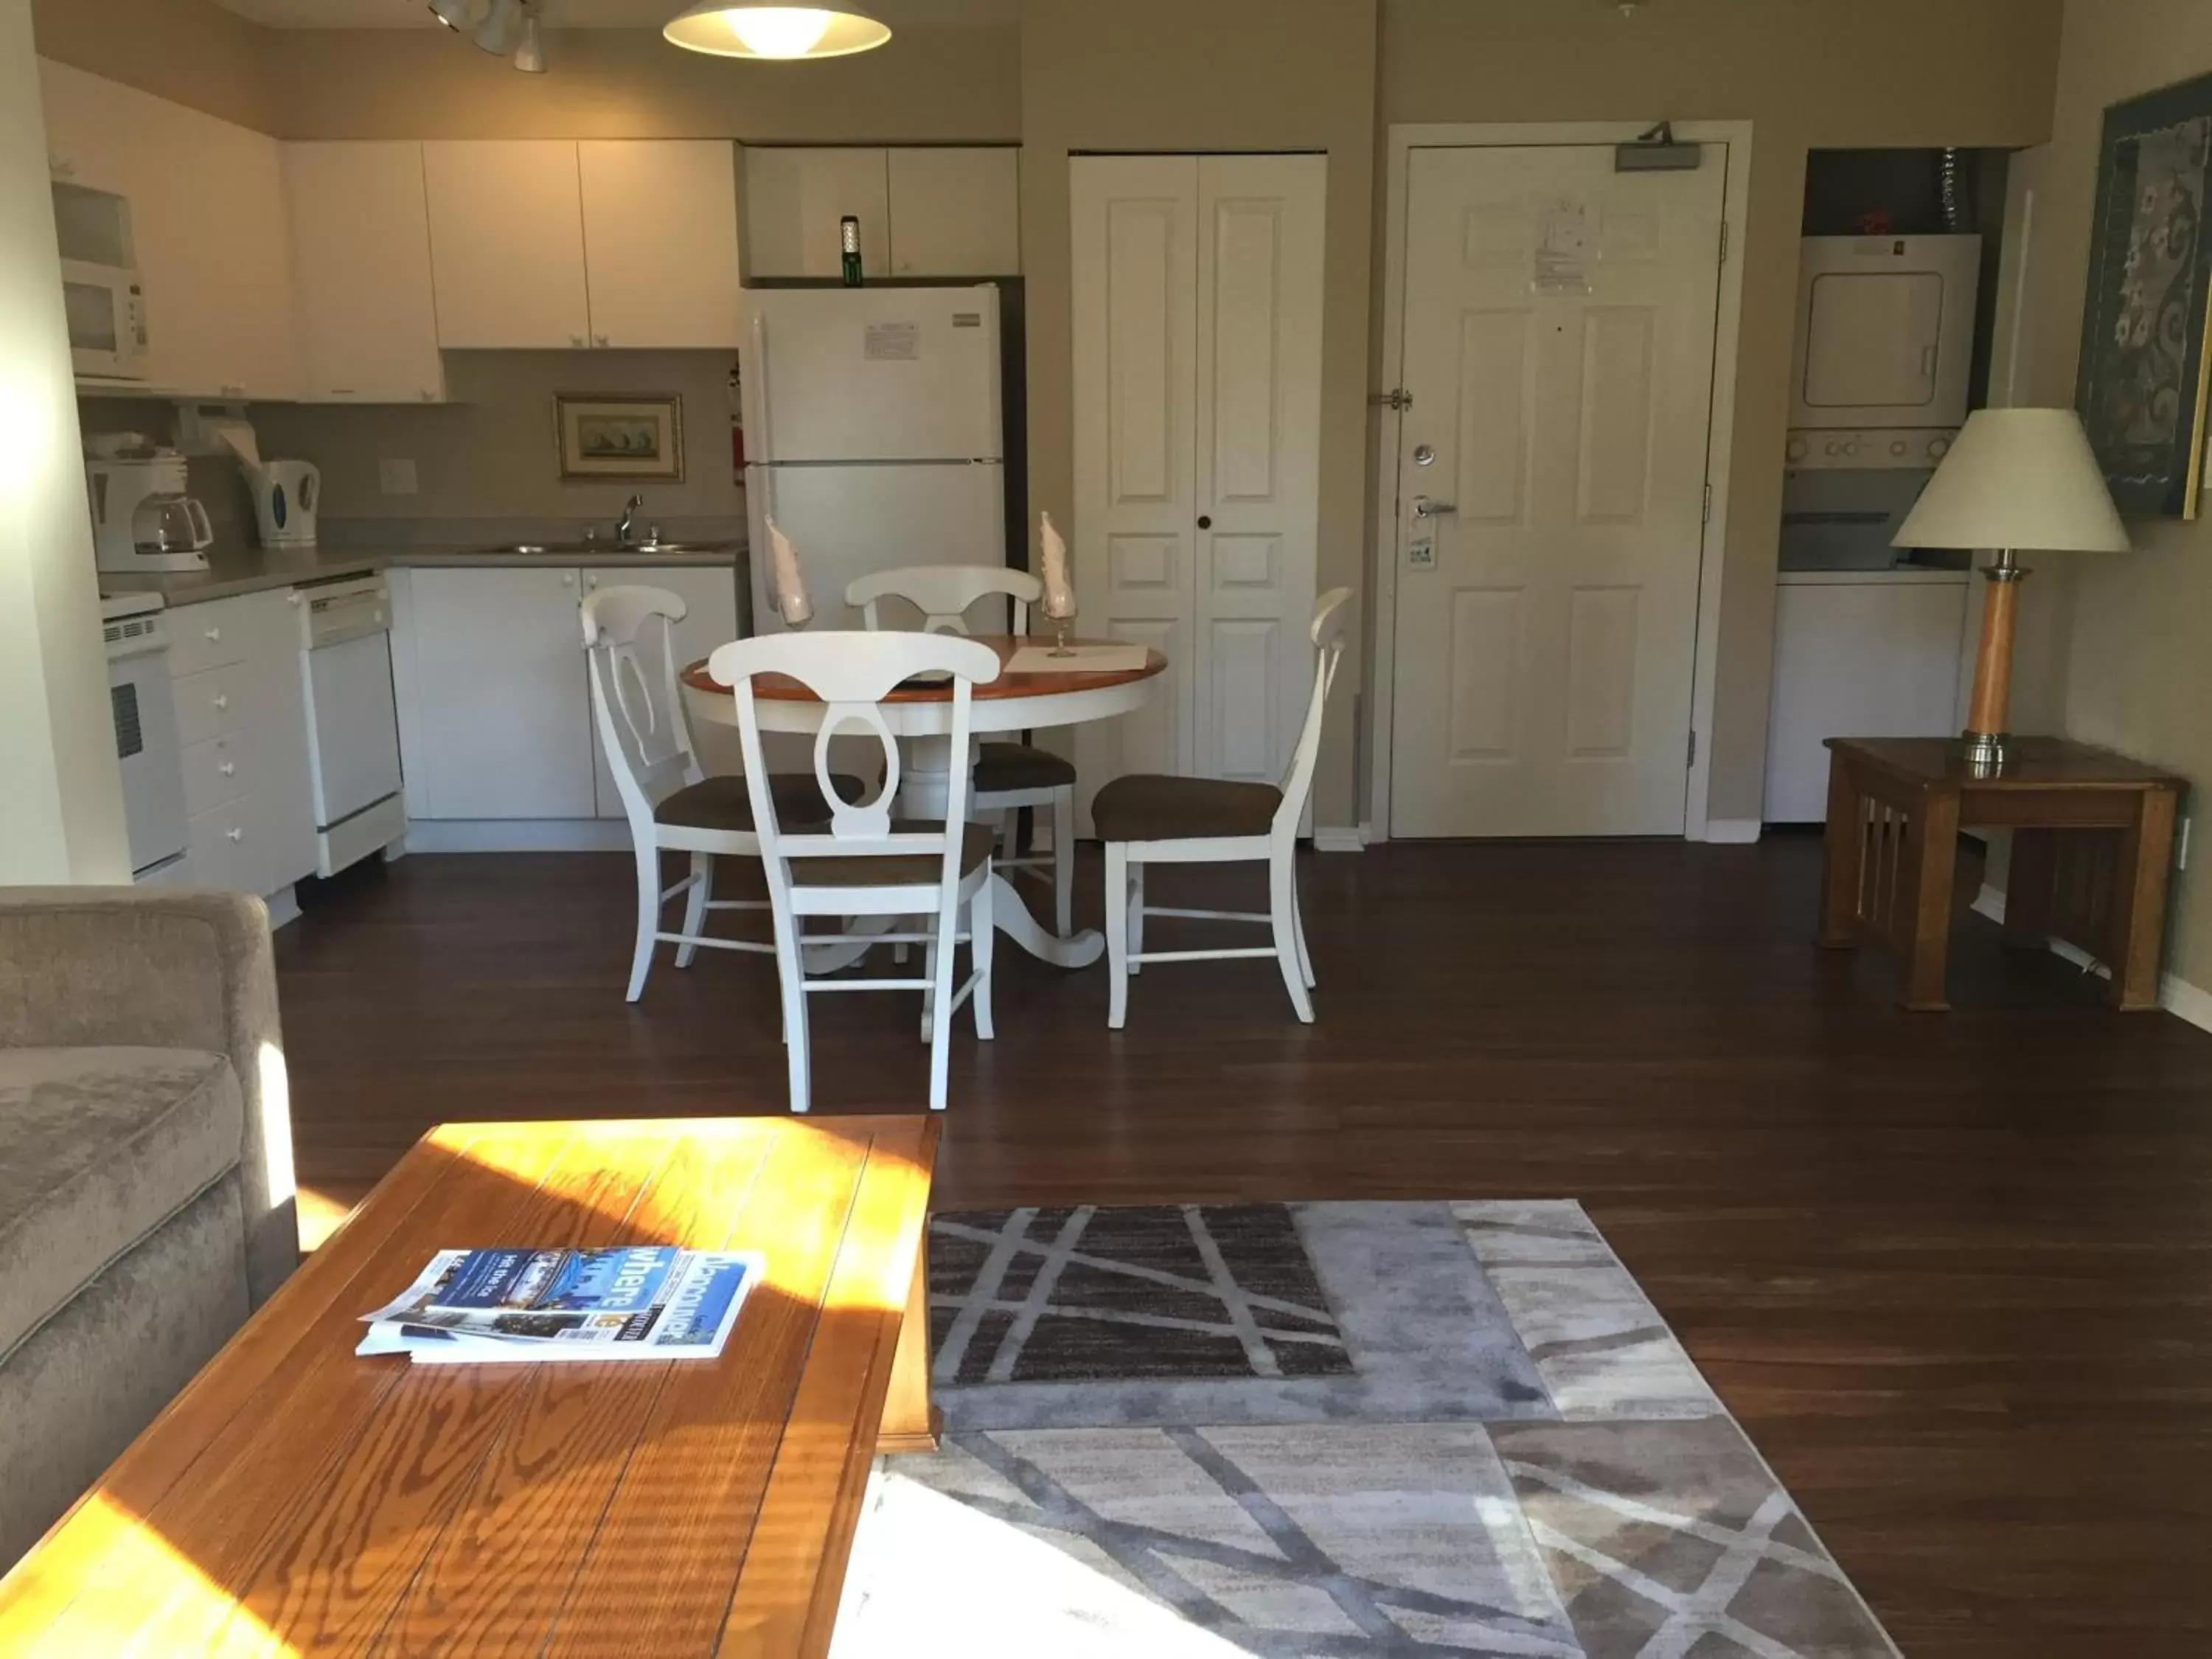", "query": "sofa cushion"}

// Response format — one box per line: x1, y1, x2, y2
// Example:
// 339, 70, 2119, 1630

0, 1047, 243, 1362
